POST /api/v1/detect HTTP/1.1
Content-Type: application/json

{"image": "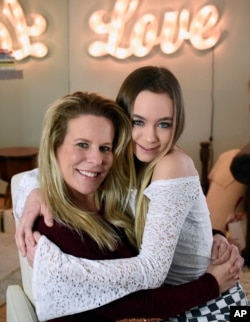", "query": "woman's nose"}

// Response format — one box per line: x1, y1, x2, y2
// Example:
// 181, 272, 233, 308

87, 149, 103, 165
